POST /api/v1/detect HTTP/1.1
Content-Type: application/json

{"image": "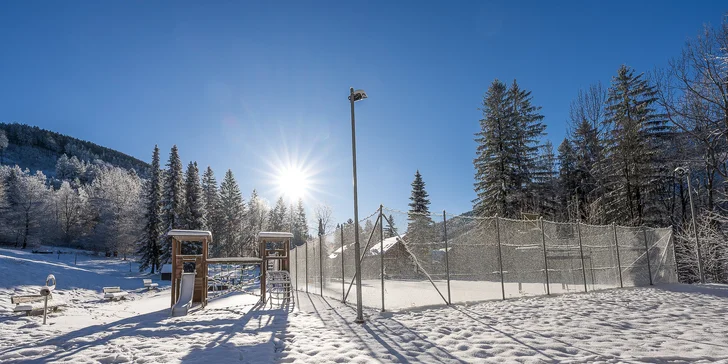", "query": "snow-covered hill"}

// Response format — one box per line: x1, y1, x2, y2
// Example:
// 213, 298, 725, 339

1, 246, 727, 363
